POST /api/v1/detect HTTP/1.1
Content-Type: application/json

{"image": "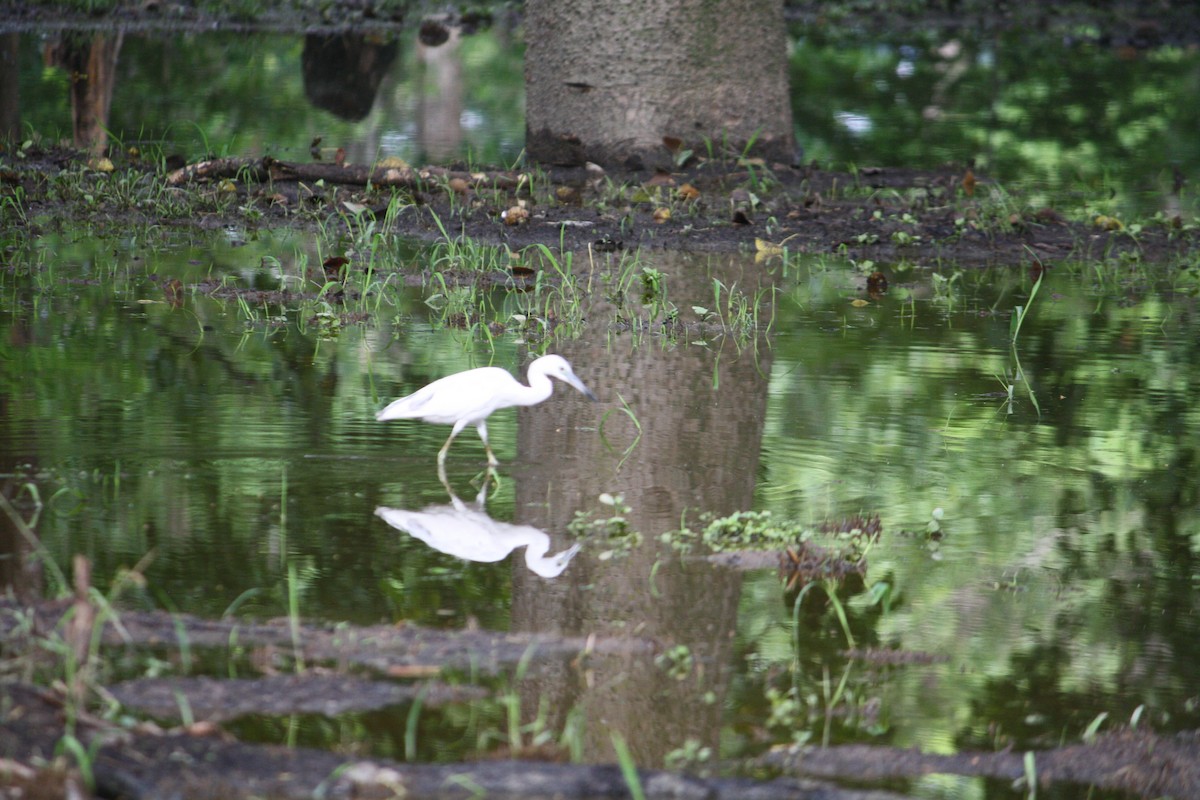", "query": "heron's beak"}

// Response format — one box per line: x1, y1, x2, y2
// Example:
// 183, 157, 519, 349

564, 372, 598, 402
